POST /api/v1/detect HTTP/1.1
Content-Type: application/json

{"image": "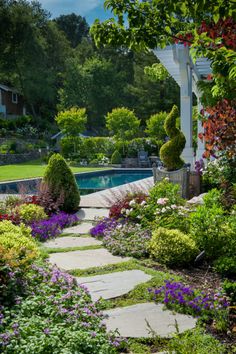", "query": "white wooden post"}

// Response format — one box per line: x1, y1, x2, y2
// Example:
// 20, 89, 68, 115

175, 45, 195, 169
195, 93, 206, 161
